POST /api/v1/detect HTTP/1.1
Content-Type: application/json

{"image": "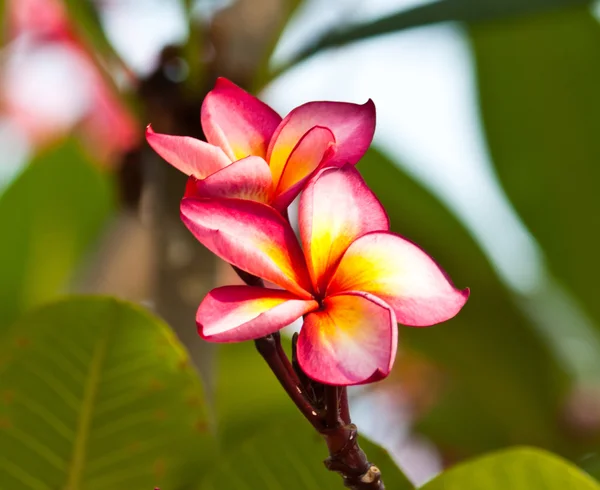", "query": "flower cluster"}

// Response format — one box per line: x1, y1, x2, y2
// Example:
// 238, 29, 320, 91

147, 78, 468, 386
